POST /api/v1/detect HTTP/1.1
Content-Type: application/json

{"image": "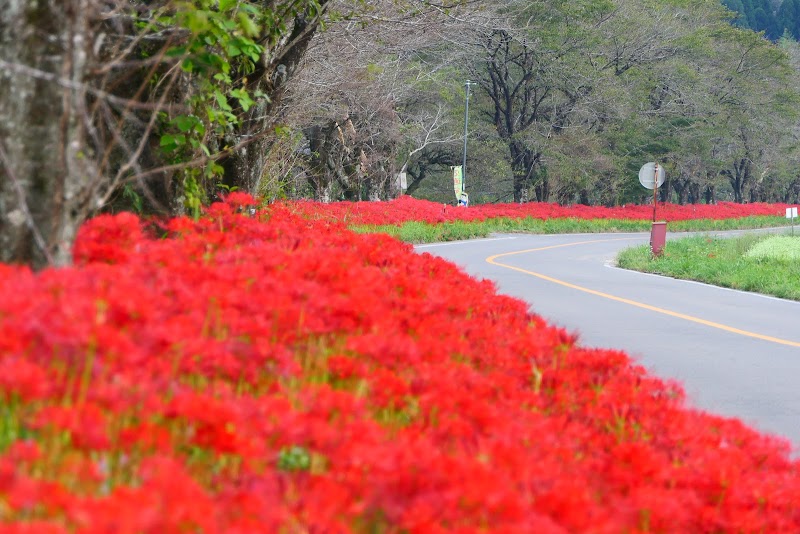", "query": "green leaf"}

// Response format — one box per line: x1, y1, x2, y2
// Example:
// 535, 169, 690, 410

237, 13, 260, 37
214, 90, 233, 112
219, 0, 237, 11
160, 134, 175, 148
230, 88, 255, 112
160, 134, 186, 152
173, 115, 199, 133
226, 43, 242, 57
204, 162, 224, 179
165, 46, 187, 58
183, 10, 210, 34
239, 3, 260, 14
278, 446, 311, 472
240, 41, 262, 62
